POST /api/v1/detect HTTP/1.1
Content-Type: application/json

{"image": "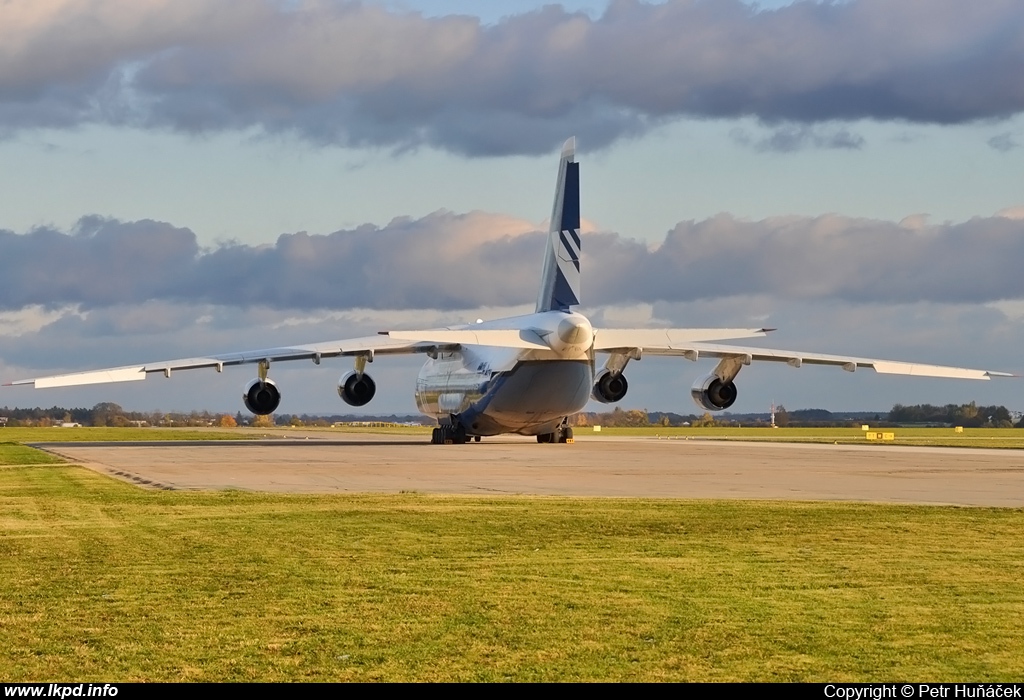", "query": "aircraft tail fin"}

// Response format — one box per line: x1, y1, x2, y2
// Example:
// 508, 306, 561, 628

535, 137, 581, 312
